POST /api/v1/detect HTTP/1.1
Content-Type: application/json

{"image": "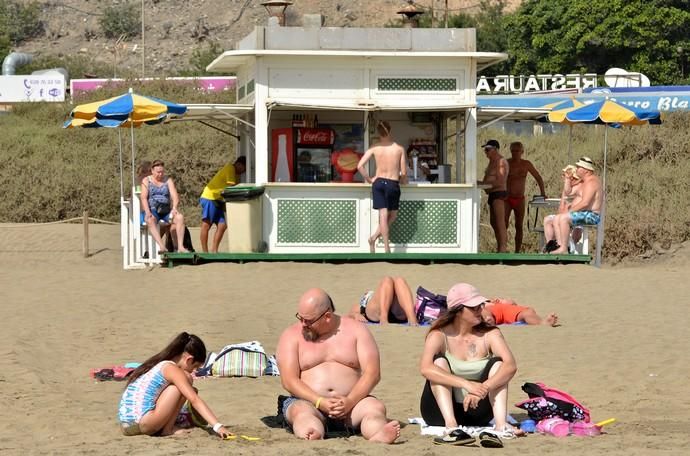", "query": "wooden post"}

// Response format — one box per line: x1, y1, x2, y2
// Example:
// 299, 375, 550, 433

83, 210, 89, 258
